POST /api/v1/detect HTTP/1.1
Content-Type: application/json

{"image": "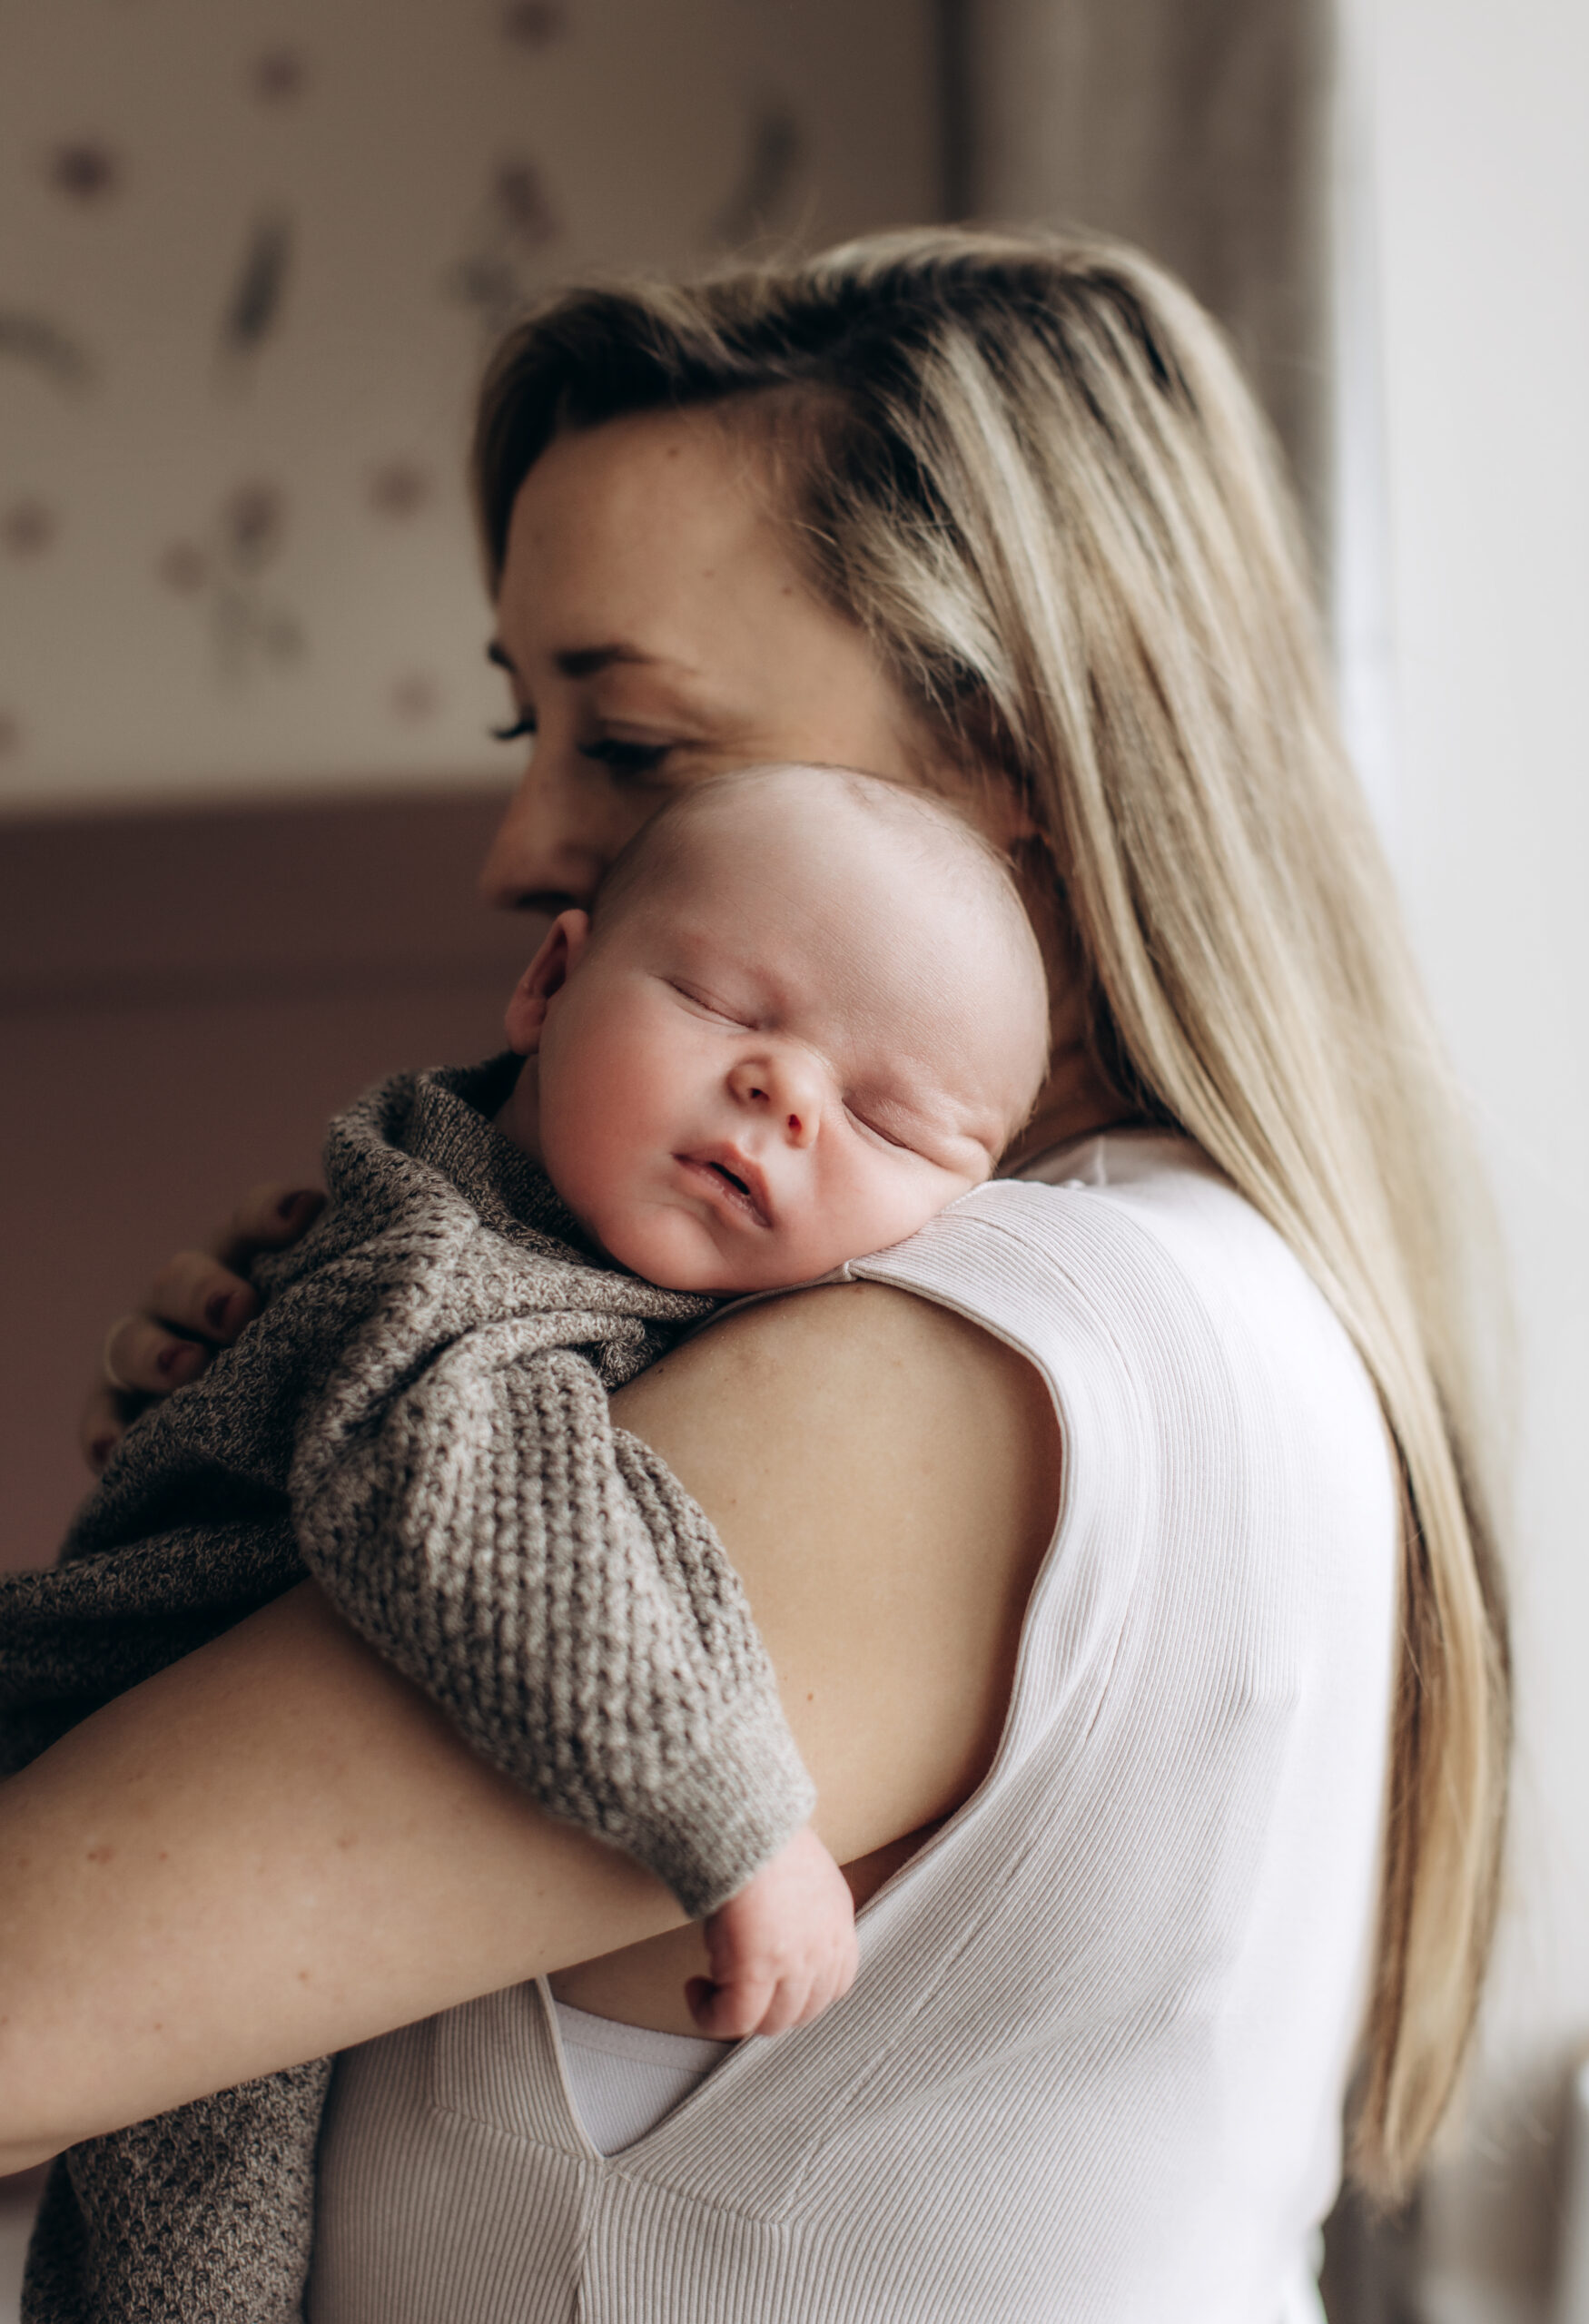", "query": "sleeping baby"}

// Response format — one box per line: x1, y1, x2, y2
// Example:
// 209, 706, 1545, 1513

4, 762, 1050, 2322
